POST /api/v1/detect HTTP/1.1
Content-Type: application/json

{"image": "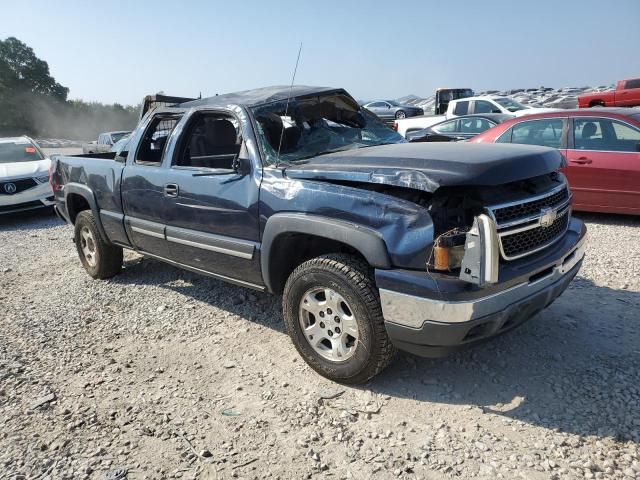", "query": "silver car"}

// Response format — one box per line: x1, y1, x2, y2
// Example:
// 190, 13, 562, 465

362, 100, 423, 120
